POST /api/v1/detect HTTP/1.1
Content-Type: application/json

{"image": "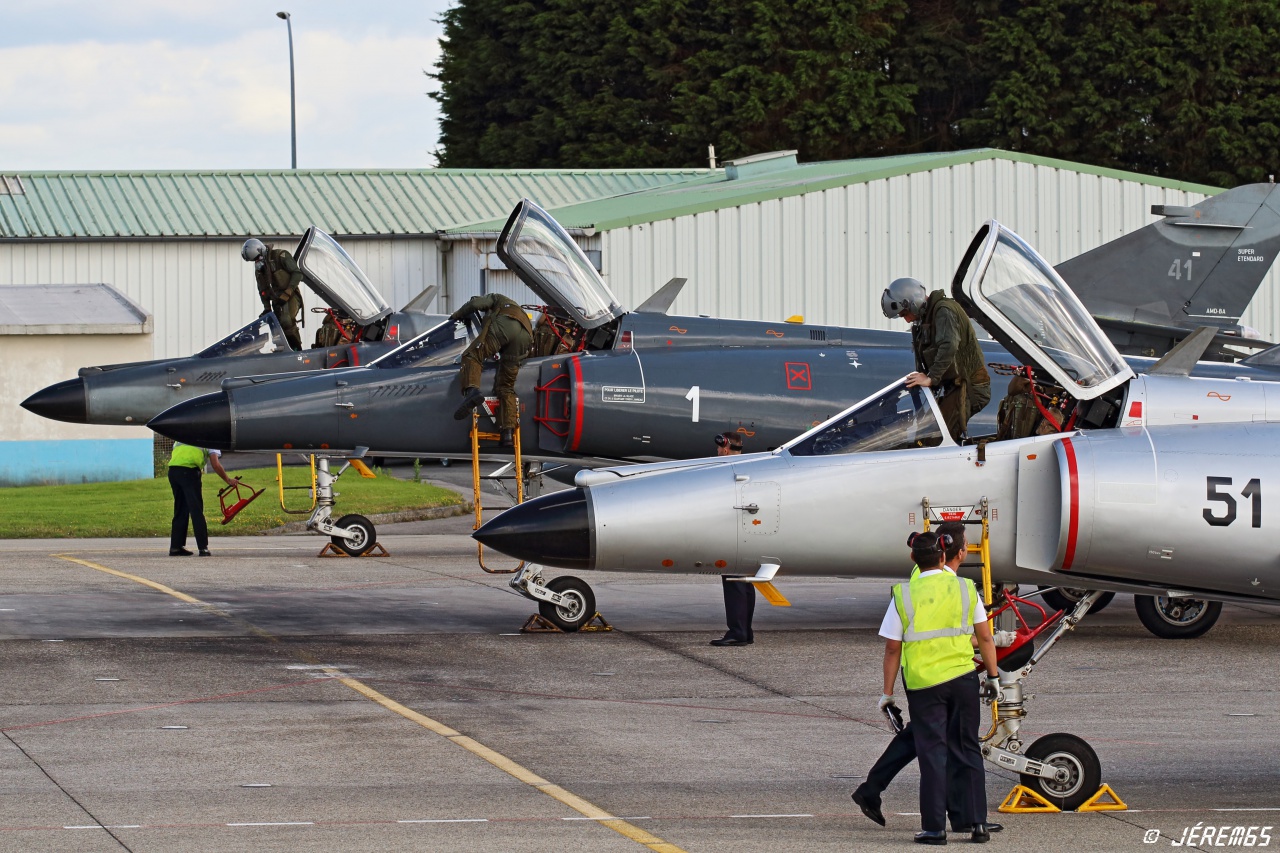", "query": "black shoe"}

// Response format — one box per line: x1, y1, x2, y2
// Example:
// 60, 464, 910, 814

453, 388, 484, 420
914, 830, 947, 845
851, 786, 885, 827
198, 549, 212, 557
971, 825, 990, 844
499, 428, 514, 448
954, 823, 1002, 834
709, 636, 752, 646
169, 548, 193, 557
